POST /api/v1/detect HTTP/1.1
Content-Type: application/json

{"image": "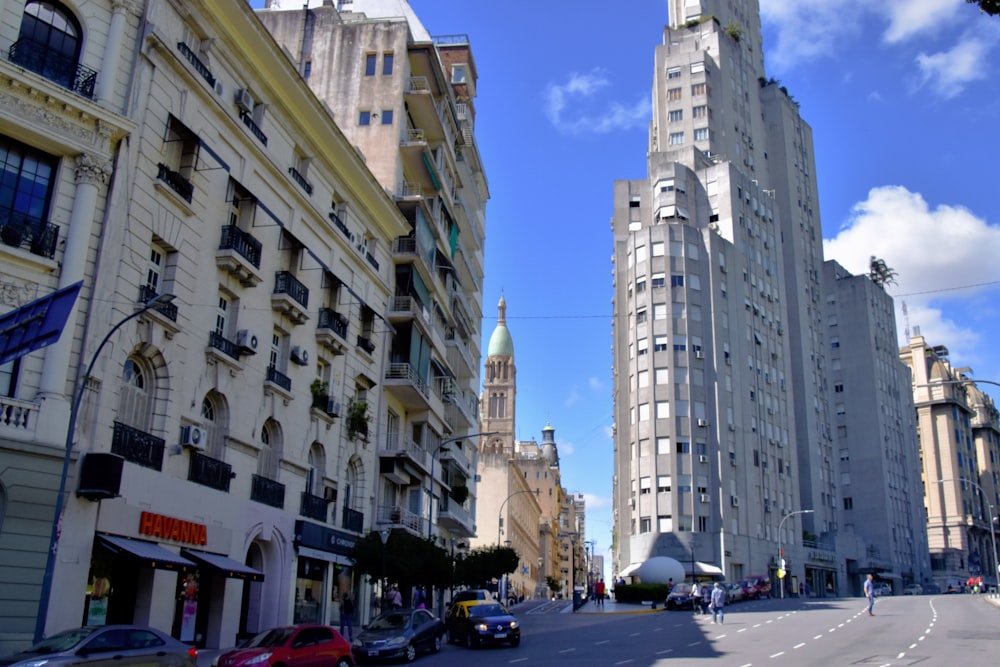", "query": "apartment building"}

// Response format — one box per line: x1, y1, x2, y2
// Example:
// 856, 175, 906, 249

821, 261, 930, 591
257, 0, 489, 557
0, 0, 416, 652
901, 335, 1000, 590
